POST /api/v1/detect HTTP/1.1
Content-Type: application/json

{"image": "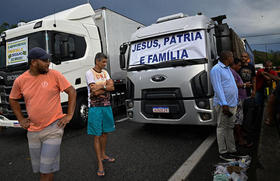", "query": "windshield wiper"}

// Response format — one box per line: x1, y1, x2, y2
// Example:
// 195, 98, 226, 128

128, 63, 158, 71
168, 59, 207, 66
